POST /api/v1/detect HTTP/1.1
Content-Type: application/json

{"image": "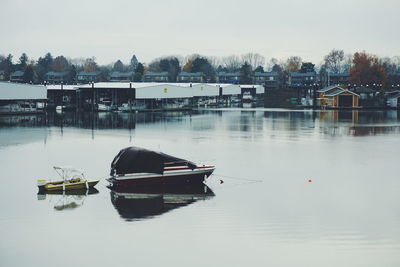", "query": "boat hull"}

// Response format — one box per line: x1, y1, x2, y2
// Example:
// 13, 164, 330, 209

108, 166, 215, 187
38, 180, 99, 191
